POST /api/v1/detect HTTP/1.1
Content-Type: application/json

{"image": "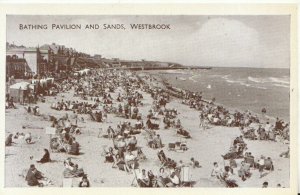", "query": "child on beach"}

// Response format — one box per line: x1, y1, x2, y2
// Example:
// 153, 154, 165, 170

211, 162, 223, 179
